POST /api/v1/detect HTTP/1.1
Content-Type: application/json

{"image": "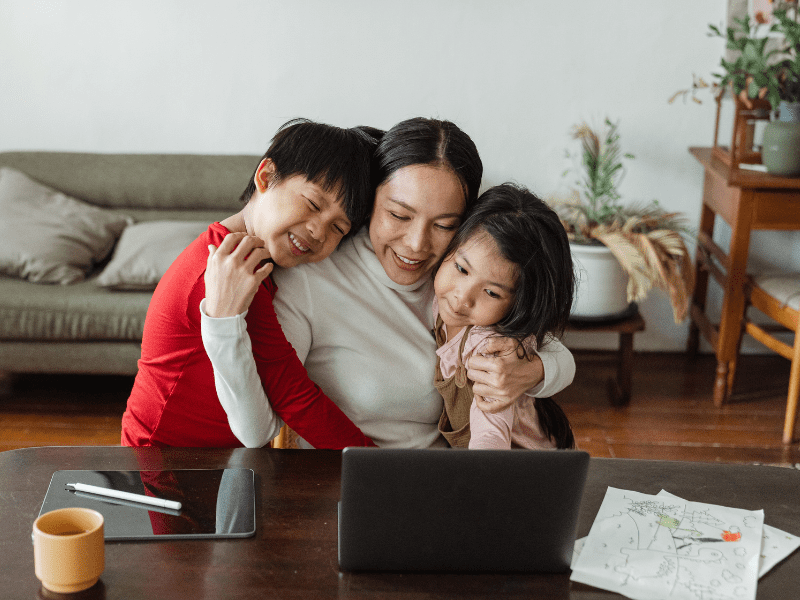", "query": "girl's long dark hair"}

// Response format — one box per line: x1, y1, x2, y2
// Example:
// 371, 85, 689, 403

534, 398, 576, 449
448, 183, 577, 449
